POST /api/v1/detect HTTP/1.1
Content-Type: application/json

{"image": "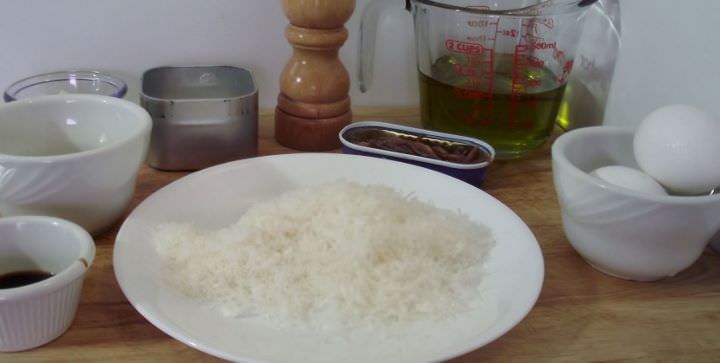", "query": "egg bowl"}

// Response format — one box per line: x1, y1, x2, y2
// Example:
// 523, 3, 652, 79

551, 126, 720, 281
0, 94, 151, 235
